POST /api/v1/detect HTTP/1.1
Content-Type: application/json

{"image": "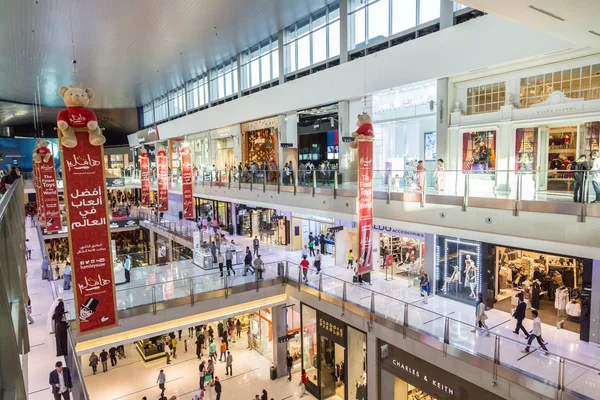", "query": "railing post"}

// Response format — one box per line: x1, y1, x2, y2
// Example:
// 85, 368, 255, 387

581, 172, 588, 223
255, 265, 259, 292
443, 316, 450, 345
312, 170, 317, 197
228, 170, 231, 190
285, 261, 289, 285
403, 303, 408, 339
239, 172, 242, 190
318, 273, 323, 301
190, 277, 195, 306
224, 273, 229, 299
420, 172, 427, 207
334, 170, 338, 199
293, 170, 298, 191
152, 286, 157, 315
277, 171, 281, 194
293, 170, 297, 196
250, 173, 253, 191
493, 335, 500, 384
557, 357, 565, 393
298, 266, 302, 291
368, 292, 375, 332
387, 170, 391, 204
515, 170, 522, 216
462, 171, 470, 211
341, 281, 346, 316
263, 170, 266, 193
